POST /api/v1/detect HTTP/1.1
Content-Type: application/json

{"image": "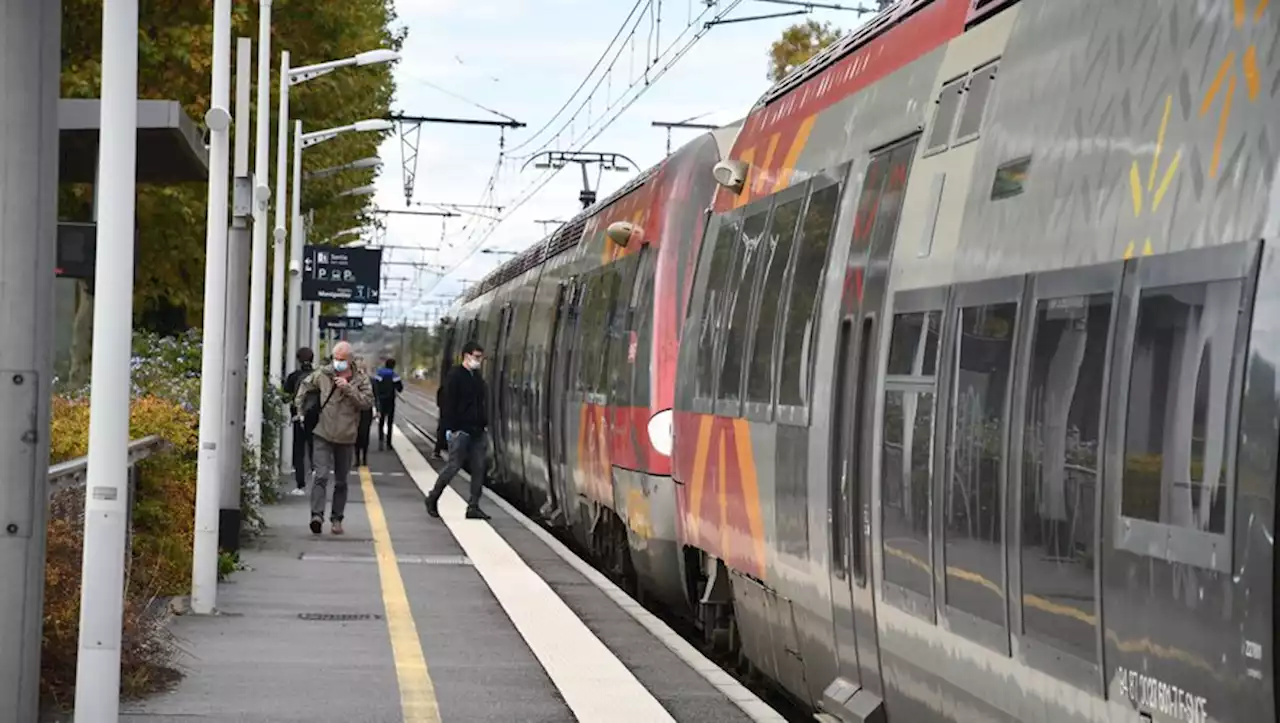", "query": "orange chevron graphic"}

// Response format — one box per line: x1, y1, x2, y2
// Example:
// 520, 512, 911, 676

1201, 0, 1266, 177
576, 403, 612, 505
726, 114, 817, 211
684, 415, 766, 578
